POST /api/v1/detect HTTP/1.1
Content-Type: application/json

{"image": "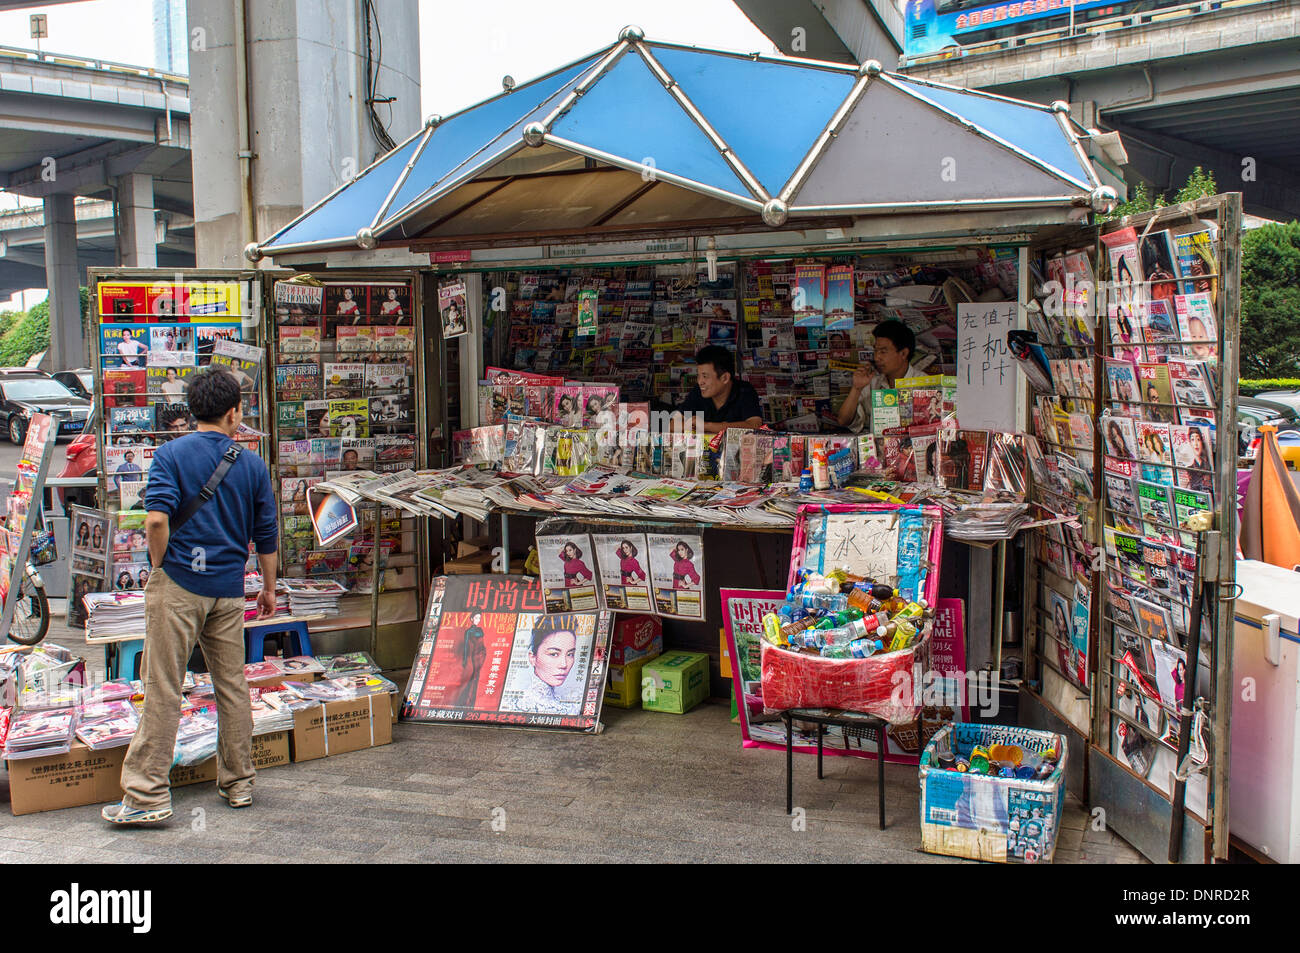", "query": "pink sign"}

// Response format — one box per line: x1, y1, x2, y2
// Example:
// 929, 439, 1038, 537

430, 250, 473, 263
930, 597, 969, 721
